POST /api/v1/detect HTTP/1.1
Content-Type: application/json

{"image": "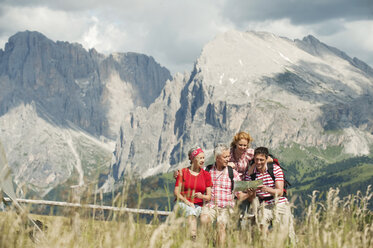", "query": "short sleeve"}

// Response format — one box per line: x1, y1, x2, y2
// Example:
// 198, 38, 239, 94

175, 168, 185, 187
204, 170, 213, 187
243, 171, 252, 181
273, 165, 284, 182
233, 168, 241, 181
